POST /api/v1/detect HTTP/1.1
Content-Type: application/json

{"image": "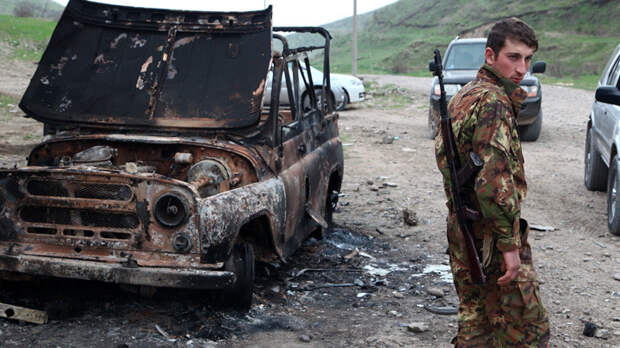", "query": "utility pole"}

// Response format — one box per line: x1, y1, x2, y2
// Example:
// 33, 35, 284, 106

352, 0, 358, 76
